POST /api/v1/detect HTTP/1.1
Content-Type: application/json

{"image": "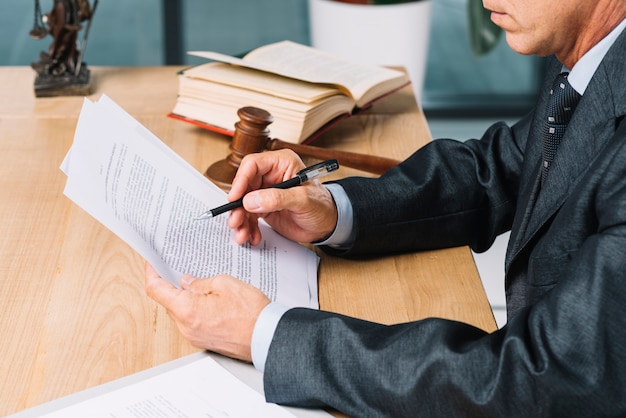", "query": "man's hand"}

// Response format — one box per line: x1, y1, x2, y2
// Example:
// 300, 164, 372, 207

144, 262, 270, 362
228, 150, 338, 245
